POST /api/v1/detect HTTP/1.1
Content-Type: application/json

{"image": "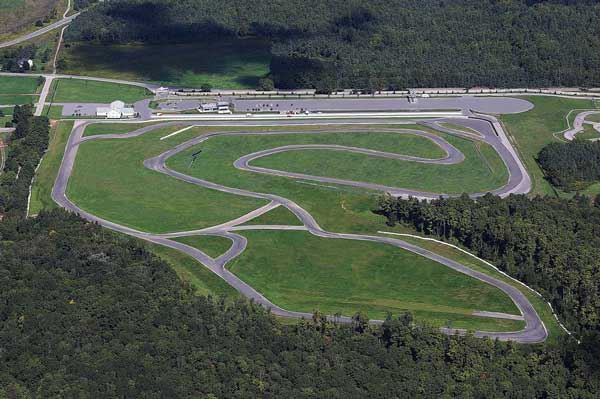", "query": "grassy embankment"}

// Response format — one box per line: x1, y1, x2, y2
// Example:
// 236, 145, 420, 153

29, 120, 73, 215
58, 39, 271, 89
